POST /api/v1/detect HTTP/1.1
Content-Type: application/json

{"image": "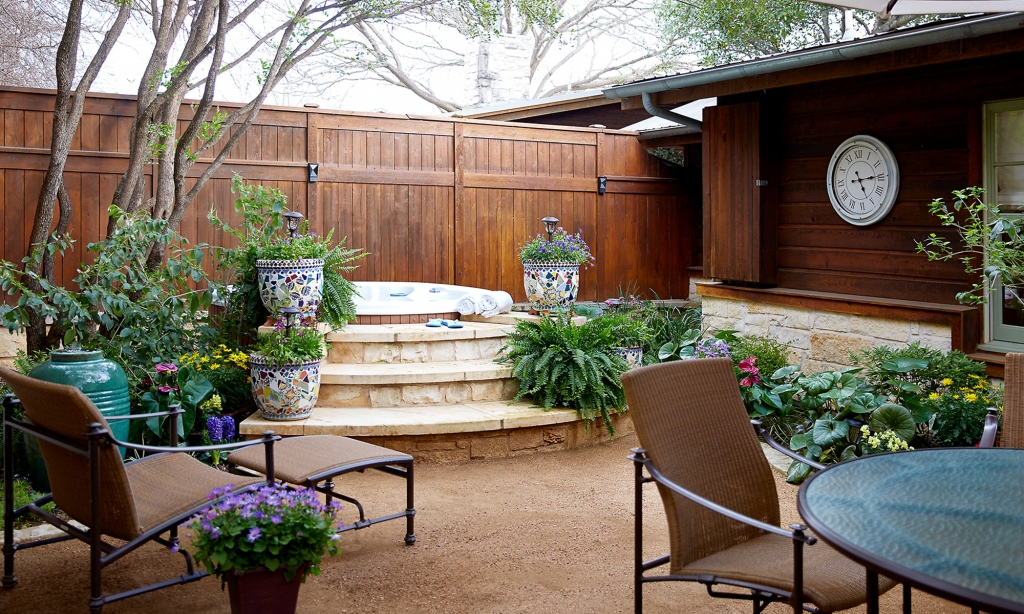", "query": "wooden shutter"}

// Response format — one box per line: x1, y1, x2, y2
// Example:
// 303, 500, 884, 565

702, 101, 777, 284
